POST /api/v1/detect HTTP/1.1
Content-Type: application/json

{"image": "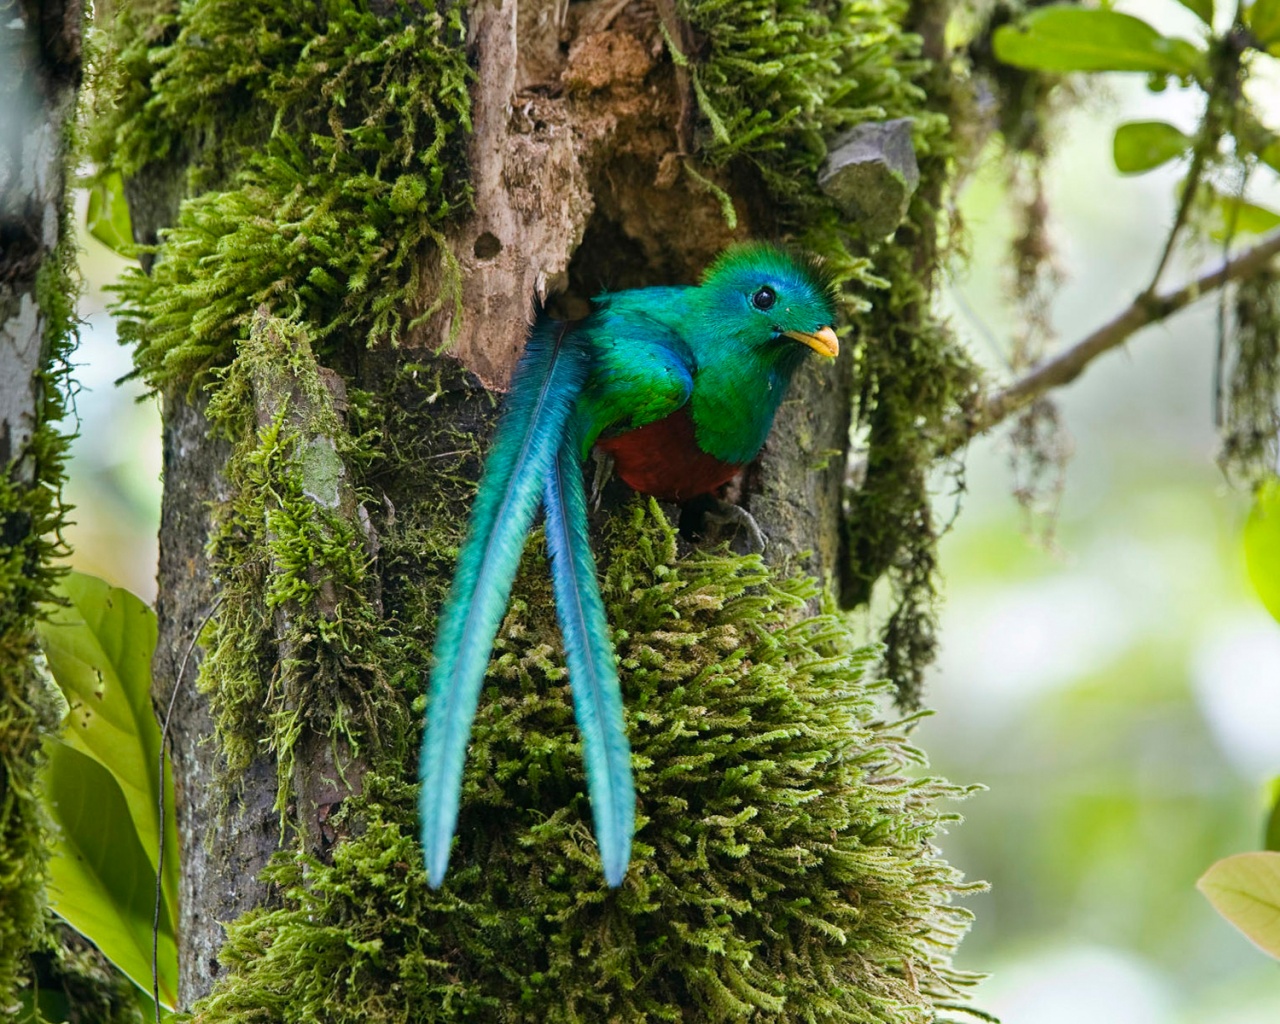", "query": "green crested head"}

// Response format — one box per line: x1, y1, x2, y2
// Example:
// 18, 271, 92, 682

697, 242, 840, 361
